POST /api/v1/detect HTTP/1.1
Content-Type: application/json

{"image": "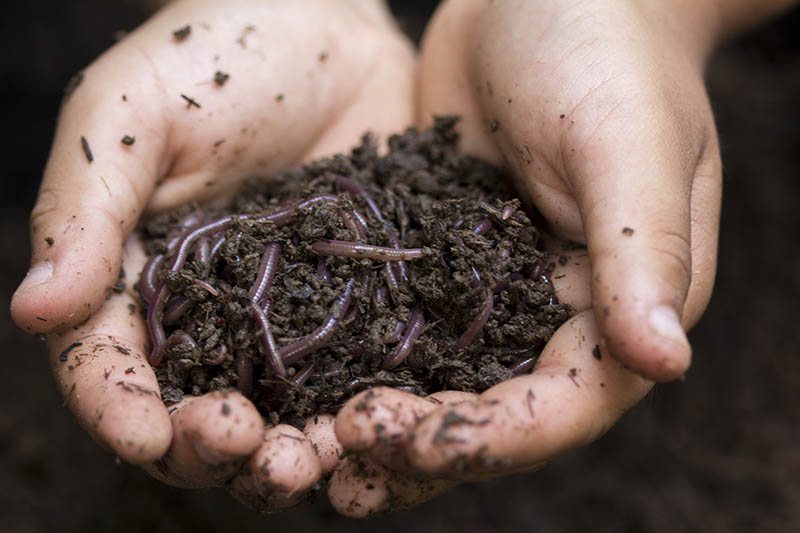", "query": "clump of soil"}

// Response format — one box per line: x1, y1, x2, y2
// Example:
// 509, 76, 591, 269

139, 117, 570, 427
